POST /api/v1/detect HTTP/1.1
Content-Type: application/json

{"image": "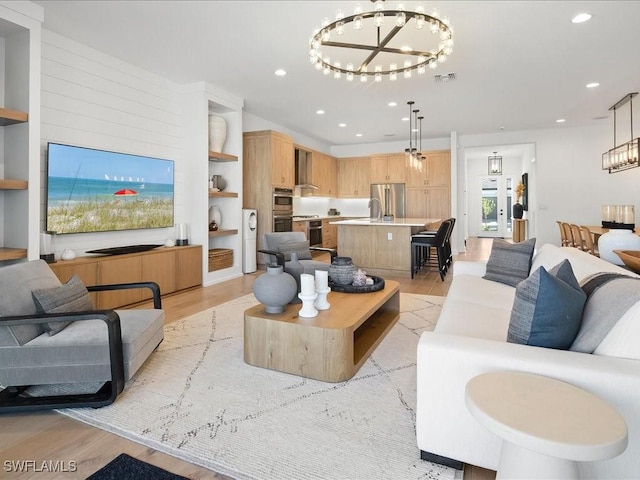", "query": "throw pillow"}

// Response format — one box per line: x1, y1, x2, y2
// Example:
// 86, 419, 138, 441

277, 240, 312, 261
32, 275, 94, 336
508, 260, 586, 349
483, 238, 536, 287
